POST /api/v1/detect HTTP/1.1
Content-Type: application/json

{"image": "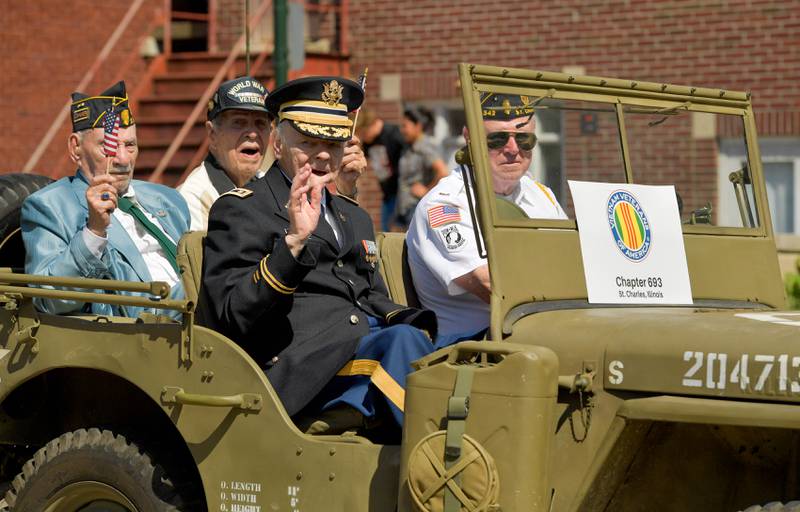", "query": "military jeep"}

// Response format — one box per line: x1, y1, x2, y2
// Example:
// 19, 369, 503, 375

0, 64, 798, 511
